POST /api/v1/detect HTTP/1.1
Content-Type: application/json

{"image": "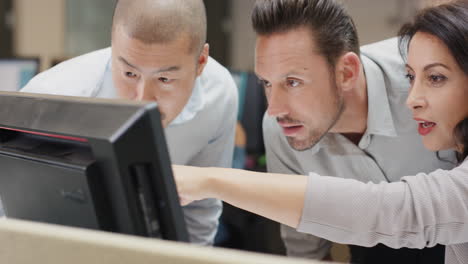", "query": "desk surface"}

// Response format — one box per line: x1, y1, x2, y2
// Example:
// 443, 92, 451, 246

0, 218, 335, 264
